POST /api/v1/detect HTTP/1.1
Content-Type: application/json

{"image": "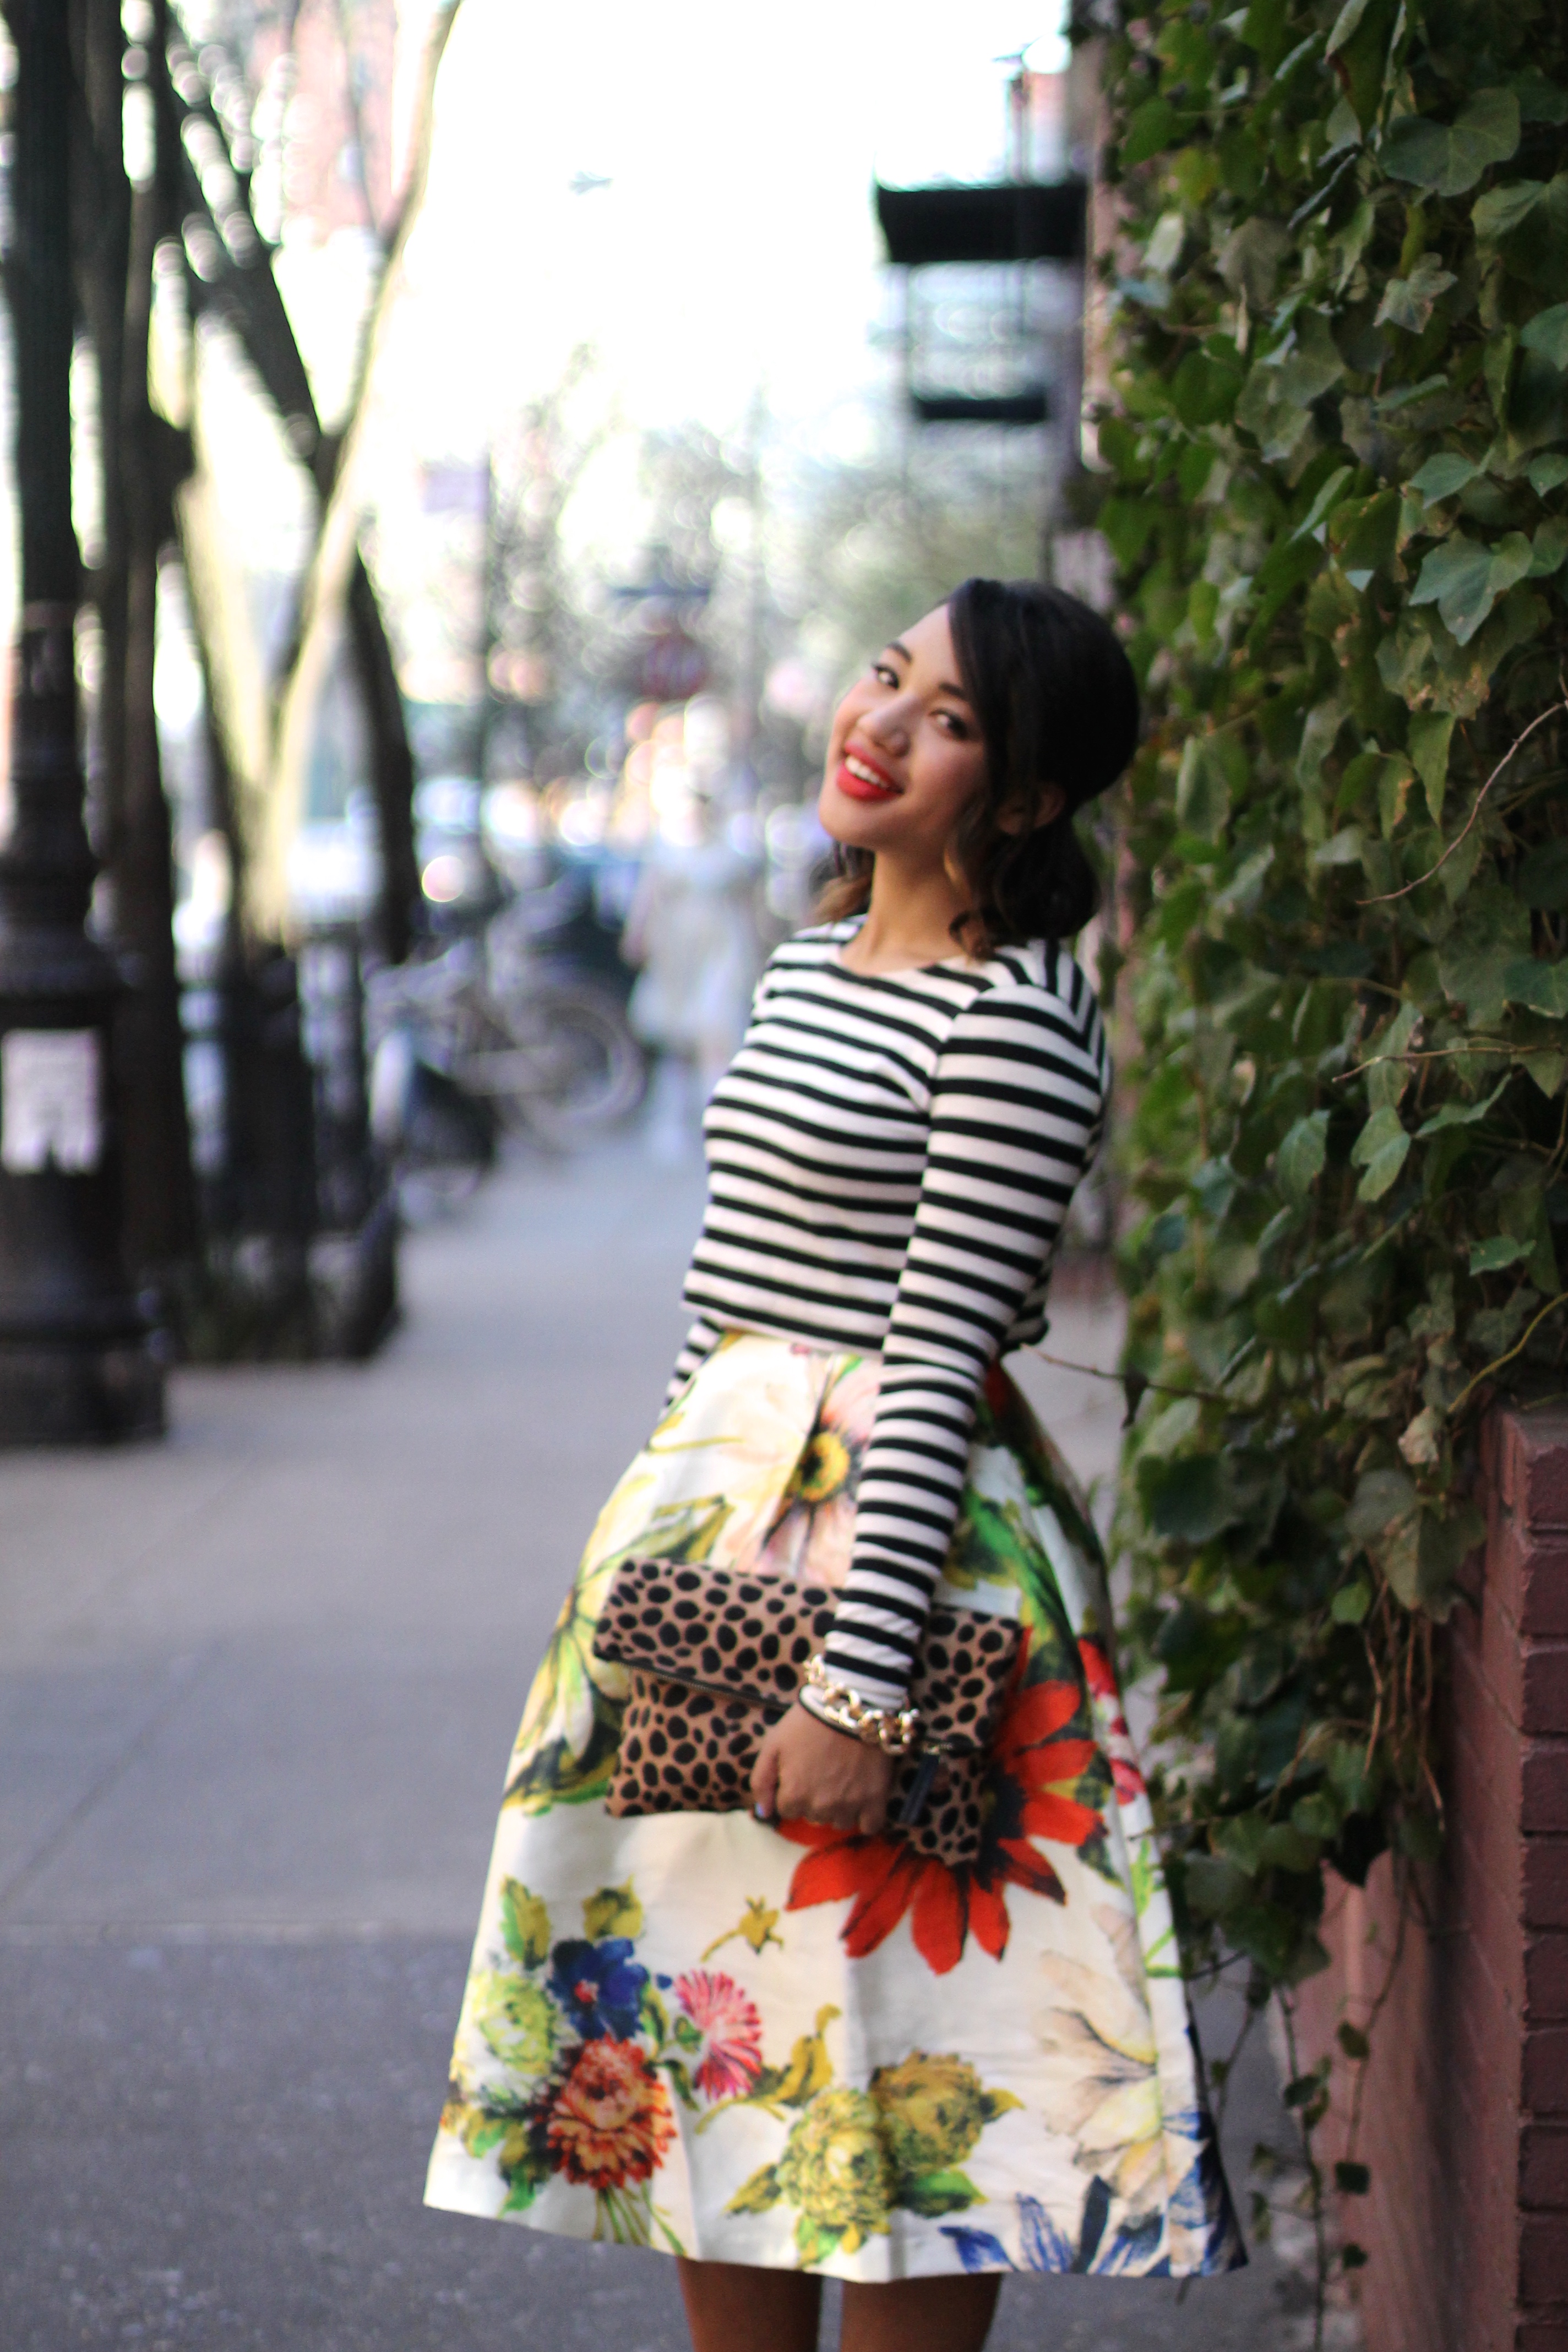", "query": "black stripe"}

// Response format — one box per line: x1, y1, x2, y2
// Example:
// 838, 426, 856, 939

667, 926, 1109, 1696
